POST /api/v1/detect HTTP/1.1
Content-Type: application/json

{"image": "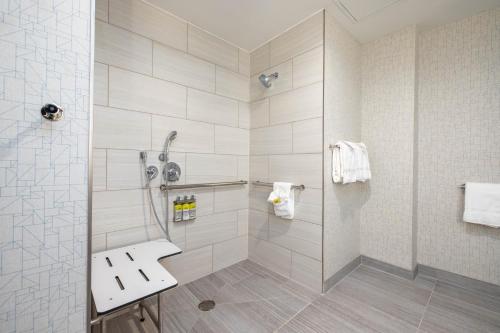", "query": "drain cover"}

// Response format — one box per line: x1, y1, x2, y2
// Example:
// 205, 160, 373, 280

198, 300, 215, 311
